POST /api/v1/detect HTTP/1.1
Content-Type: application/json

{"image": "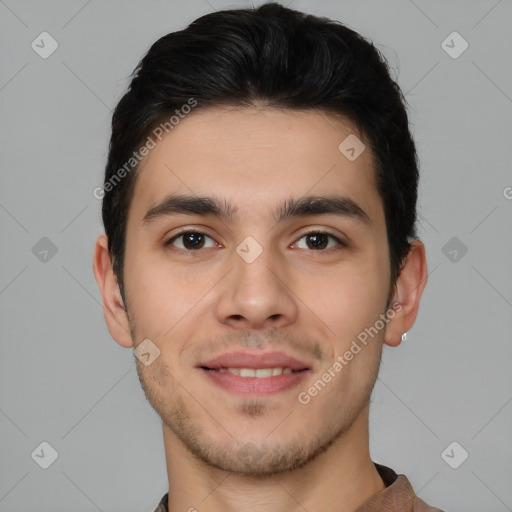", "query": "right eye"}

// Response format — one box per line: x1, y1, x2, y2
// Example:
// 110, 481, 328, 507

165, 231, 217, 251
